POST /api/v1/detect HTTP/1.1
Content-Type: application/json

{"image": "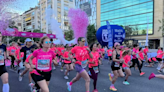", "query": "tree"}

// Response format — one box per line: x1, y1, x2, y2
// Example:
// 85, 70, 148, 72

87, 24, 97, 45
158, 19, 164, 49
142, 30, 146, 35
64, 30, 74, 41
